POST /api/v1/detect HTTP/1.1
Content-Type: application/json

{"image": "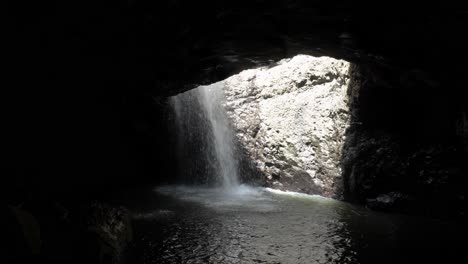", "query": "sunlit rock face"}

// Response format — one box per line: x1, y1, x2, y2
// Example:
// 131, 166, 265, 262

222, 55, 351, 198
